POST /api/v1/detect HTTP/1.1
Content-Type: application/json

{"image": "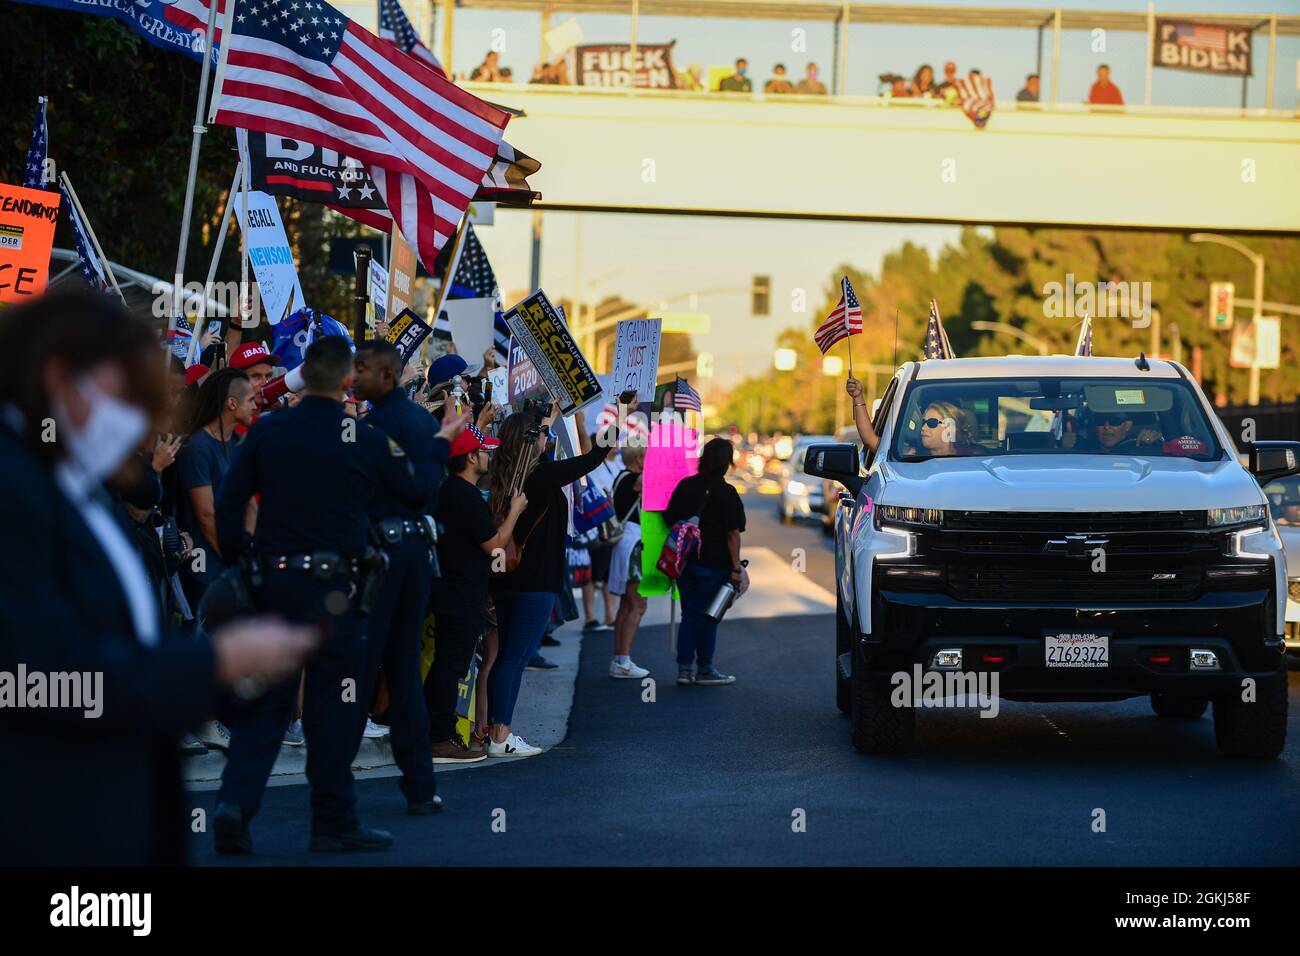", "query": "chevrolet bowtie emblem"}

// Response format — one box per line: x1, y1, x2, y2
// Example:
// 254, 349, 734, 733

1043, 534, 1109, 557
